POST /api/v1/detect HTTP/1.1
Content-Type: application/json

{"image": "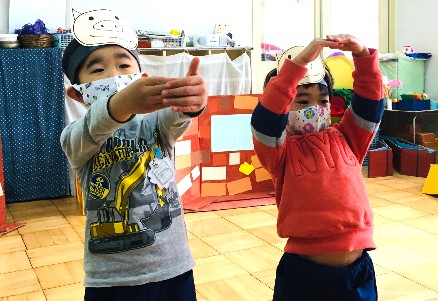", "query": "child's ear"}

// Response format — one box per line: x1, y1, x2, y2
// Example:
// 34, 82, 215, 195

66, 86, 85, 104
